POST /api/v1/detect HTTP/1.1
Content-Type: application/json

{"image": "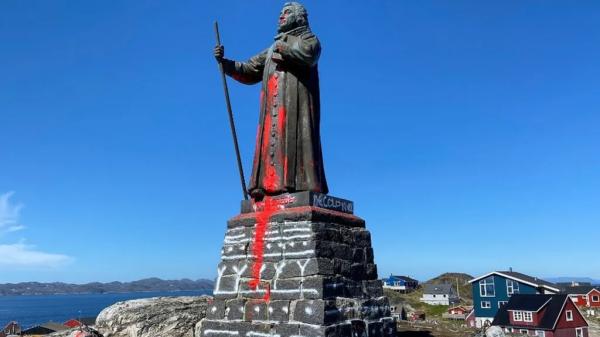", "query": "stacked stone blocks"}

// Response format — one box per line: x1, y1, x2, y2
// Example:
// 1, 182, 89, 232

200, 200, 396, 337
